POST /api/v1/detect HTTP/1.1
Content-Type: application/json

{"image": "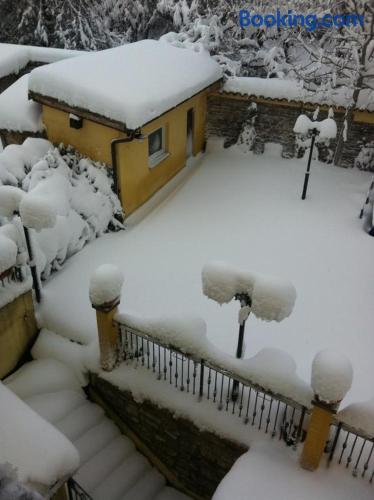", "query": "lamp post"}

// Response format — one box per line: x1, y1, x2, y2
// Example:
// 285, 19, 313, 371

301, 127, 319, 200
232, 292, 252, 400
